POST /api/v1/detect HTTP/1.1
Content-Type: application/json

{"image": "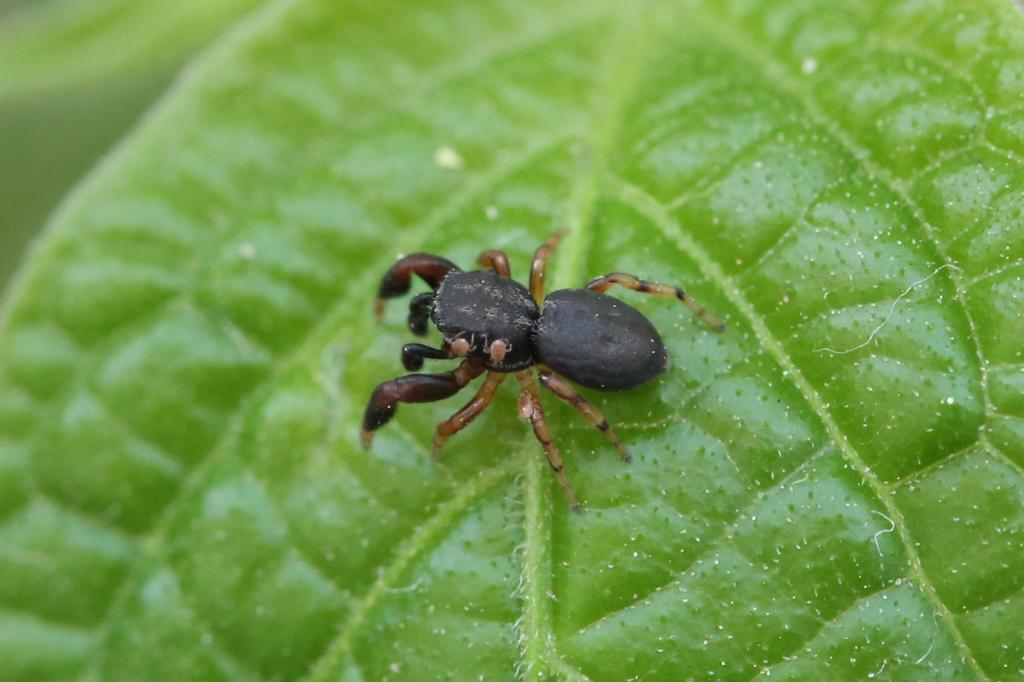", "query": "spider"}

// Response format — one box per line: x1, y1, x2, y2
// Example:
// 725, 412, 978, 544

362, 231, 725, 509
